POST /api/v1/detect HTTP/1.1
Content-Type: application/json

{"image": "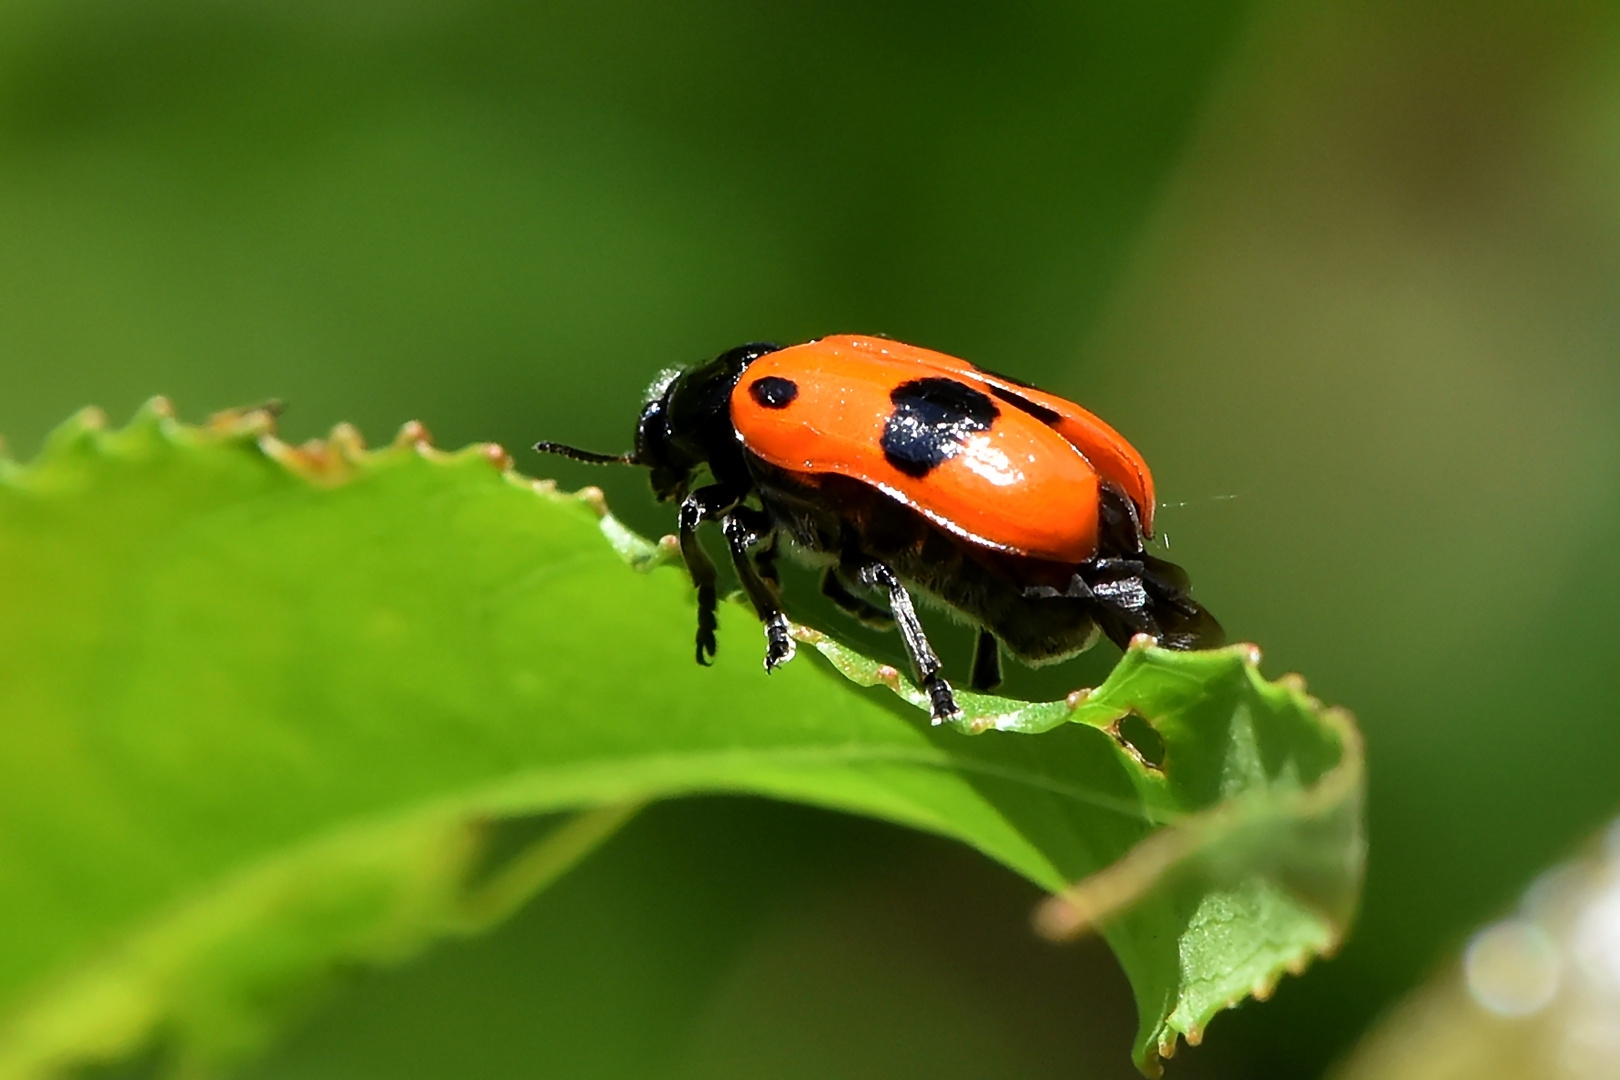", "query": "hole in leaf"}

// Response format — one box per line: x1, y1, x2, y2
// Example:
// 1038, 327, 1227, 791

1113, 712, 1166, 771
